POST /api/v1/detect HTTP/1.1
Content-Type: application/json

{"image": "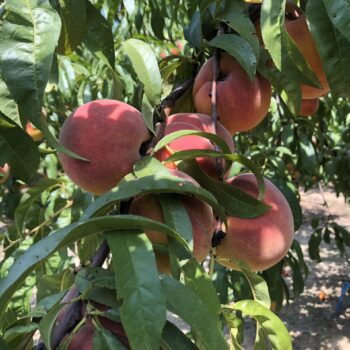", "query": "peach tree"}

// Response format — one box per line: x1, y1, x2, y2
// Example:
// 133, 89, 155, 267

0, 0, 350, 349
